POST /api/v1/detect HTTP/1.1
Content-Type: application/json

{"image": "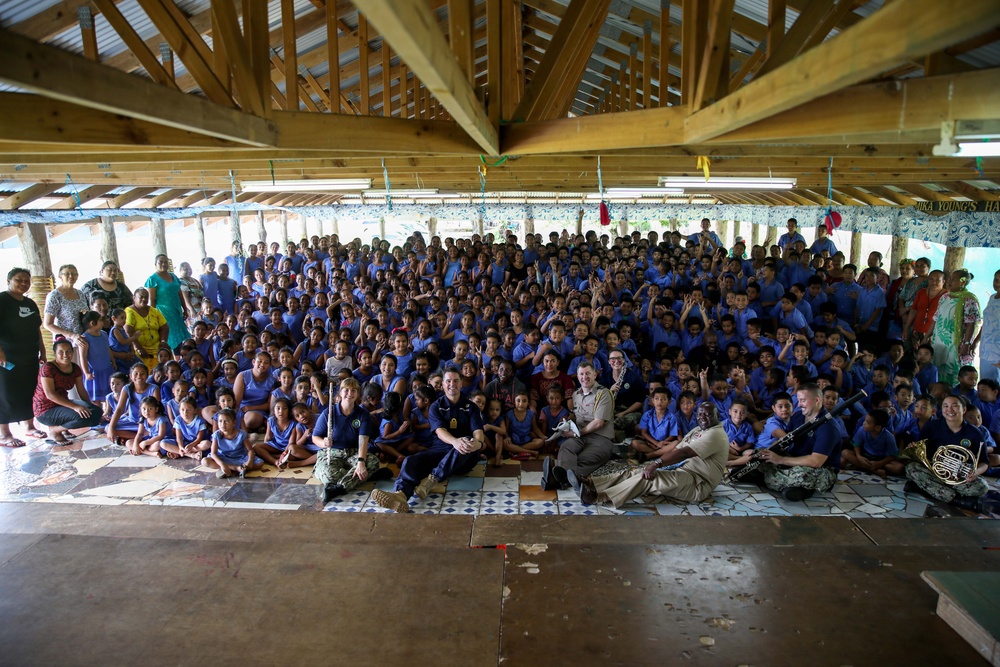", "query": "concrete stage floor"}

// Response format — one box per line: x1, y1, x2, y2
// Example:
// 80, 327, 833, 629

0, 502, 997, 666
